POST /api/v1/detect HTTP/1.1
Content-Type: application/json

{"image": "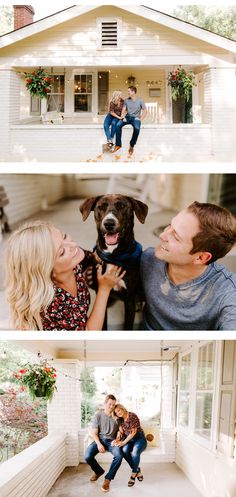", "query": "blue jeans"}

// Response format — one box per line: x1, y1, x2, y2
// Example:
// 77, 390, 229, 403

122, 431, 147, 473
115, 114, 141, 147
104, 114, 119, 142
84, 436, 123, 481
